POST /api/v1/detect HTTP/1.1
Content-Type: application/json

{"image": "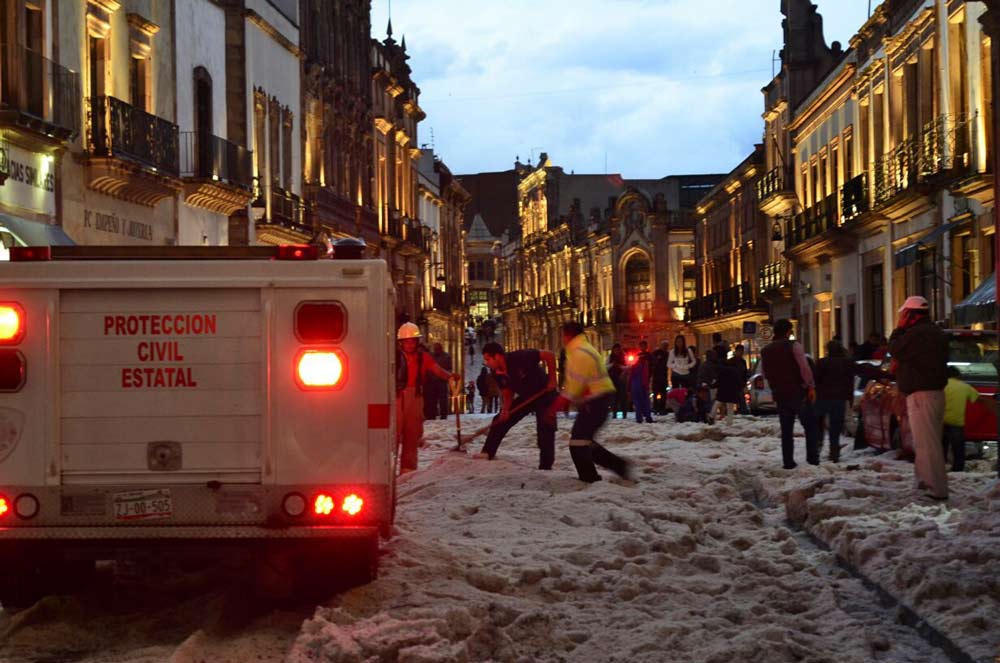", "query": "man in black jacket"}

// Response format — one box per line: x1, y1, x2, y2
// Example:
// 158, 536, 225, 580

814, 340, 856, 463
888, 296, 949, 500
761, 319, 819, 469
